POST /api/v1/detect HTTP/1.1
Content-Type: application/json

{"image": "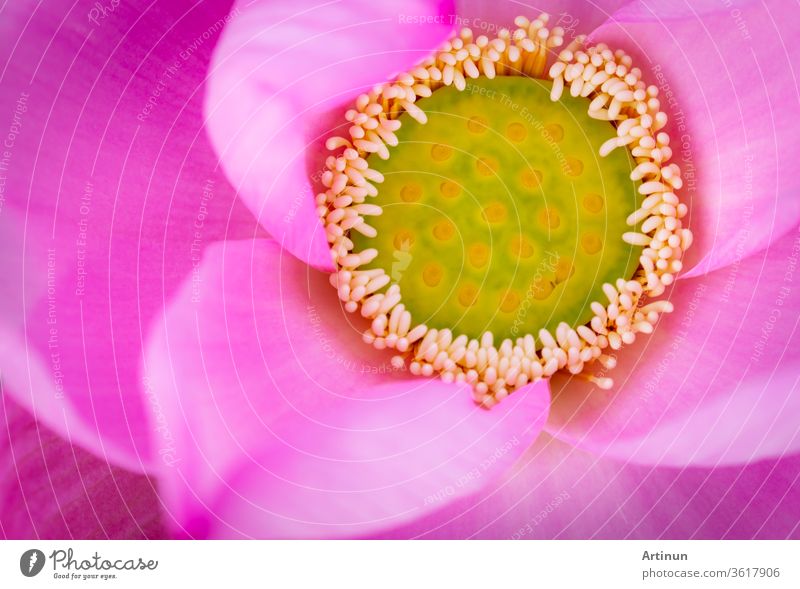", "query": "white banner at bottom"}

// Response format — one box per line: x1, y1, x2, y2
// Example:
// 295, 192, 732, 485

1, 540, 797, 587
